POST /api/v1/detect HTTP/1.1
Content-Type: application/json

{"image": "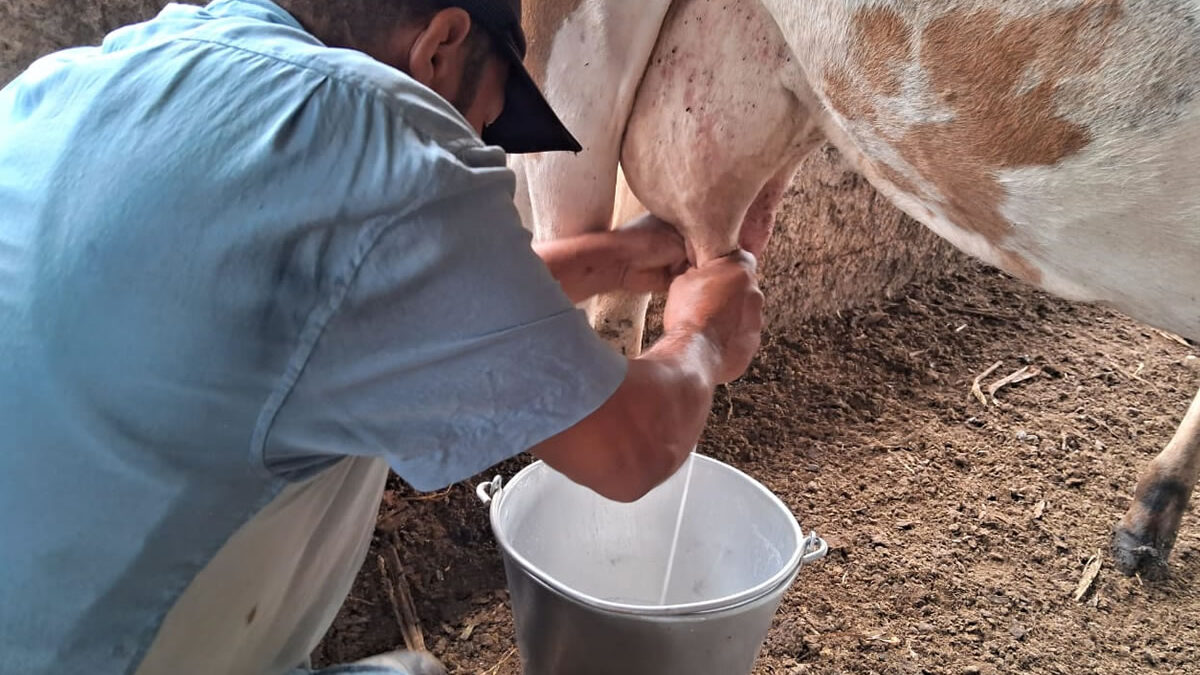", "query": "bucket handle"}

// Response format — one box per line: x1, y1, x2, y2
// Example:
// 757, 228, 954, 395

476, 475, 504, 505
799, 530, 829, 568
